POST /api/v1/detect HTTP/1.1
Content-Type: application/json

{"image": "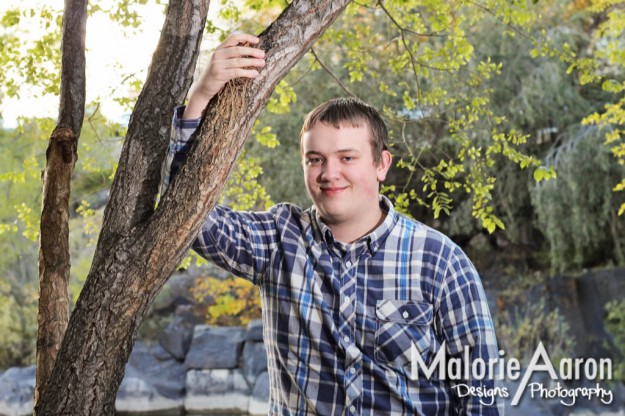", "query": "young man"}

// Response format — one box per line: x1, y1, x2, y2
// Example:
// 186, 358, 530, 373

162, 33, 503, 415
